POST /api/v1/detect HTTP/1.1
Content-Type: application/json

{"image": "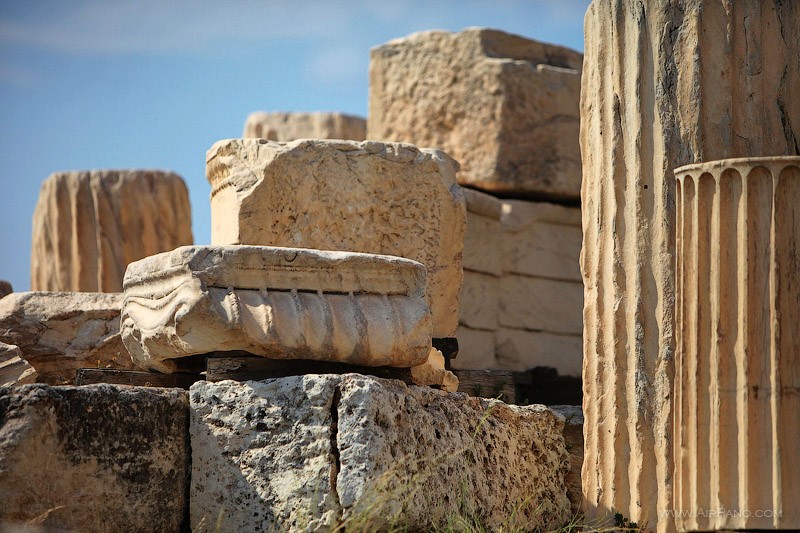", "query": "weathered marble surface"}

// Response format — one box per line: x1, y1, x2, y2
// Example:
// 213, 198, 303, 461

121, 245, 432, 372
30, 169, 193, 292
190, 374, 570, 532
369, 28, 582, 199
674, 157, 800, 531
581, 1, 799, 530
0, 384, 189, 533
0, 291, 131, 384
207, 138, 465, 337
243, 111, 366, 141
